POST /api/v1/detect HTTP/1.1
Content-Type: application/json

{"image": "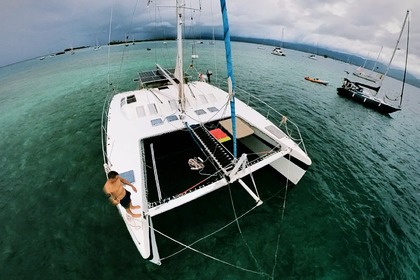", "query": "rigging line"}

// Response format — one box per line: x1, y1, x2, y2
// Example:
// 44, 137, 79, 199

156, 202, 262, 262
228, 184, 264, 274
128, 0, 140, 39
247, 165, 260, 199
180, 171, 220, 195
182, 95, 232, 127
269, 152, 294, 279
270, 234, 281, 280
146, 2, 167, 67
114, 0, 140, 90
155, 6, 168, 67
153, 227, 266, 277
182, 96, 230, 125
380, 10, 410, 88
106, 0, 115, 90
281, 152, 292, 221
209, 0, 219, 86
284, 122, 300, 142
